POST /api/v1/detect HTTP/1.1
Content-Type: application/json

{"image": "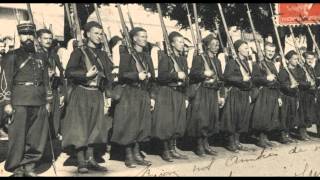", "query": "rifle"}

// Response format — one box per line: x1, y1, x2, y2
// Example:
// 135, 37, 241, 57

156, 3, 185, 85
306, 25, 320, 60
217, 3, 251, 79
288, 26, 316, 88
214, 18, 225, 50
192, 3, 218, 83
245, 3, 273, 76
185, 4, 196, 48
93, 3, 112, 61
269, 3, 299, 88
117, 4, 149, 78
127, 5, 134, 30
